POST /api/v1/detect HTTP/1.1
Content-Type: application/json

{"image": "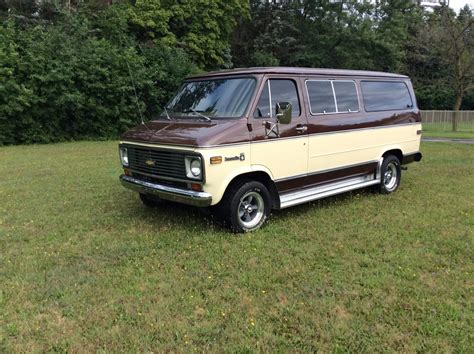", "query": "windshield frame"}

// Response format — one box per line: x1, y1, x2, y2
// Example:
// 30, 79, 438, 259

158, 75, 259, 121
